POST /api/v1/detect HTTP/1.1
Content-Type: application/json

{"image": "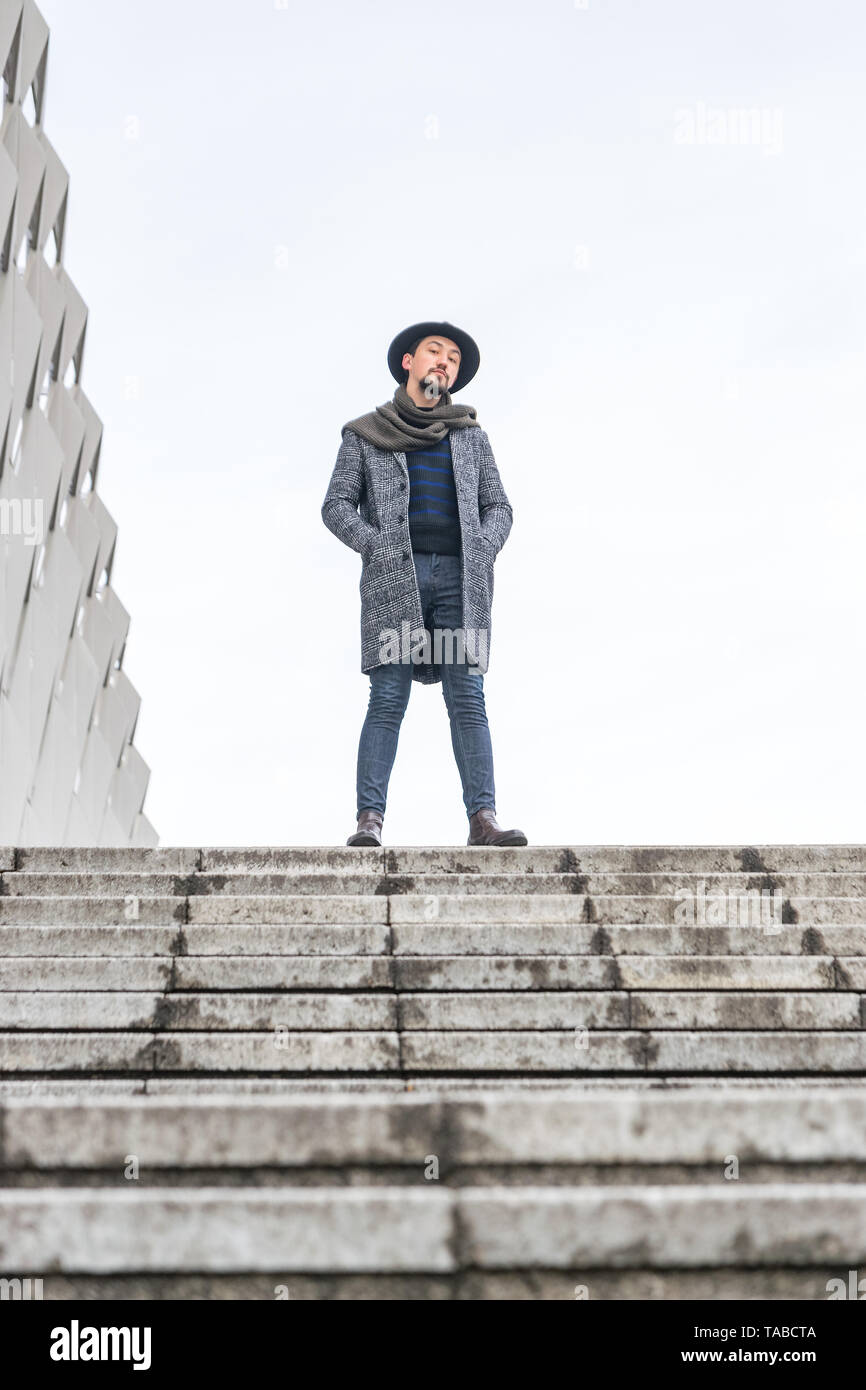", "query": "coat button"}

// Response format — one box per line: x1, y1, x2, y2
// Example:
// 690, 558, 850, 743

399, 481, 406, 491
402, 550, 409, 560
